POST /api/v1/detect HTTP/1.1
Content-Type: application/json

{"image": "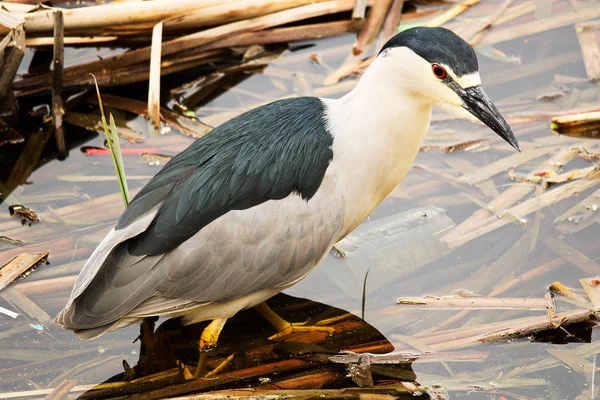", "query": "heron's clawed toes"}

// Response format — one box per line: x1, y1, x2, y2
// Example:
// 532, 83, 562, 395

268, 322, 335, 341
254, 301, 337, 341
